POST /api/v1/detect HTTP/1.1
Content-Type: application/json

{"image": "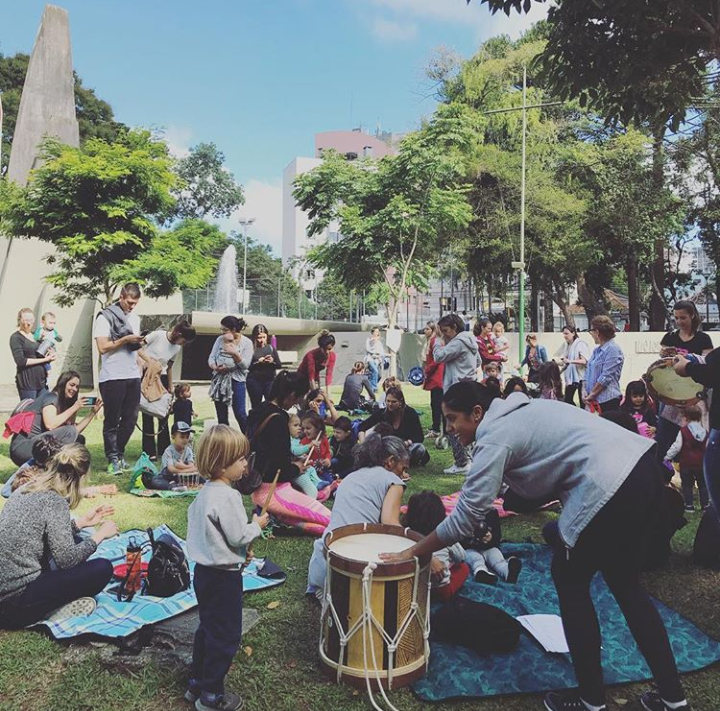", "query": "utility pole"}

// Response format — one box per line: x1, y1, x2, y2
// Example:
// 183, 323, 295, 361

238, 217, 255, 314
